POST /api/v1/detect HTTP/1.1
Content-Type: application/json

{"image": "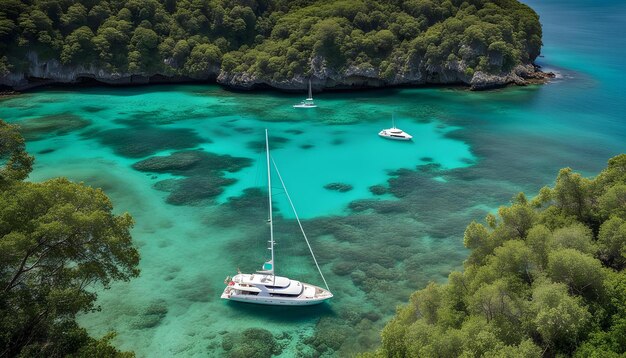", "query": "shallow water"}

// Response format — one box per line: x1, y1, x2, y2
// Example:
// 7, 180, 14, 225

1, 0, 625, 356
